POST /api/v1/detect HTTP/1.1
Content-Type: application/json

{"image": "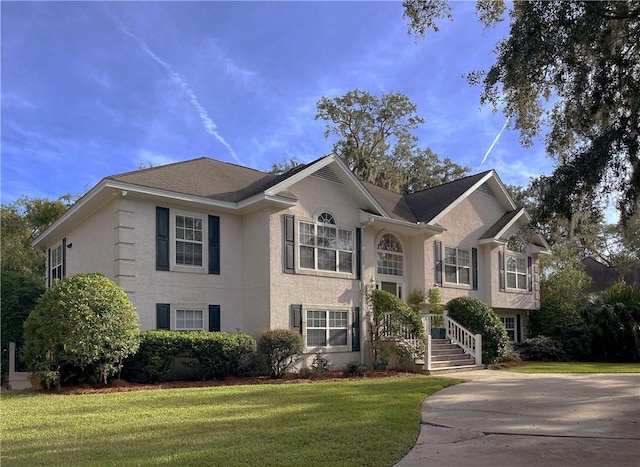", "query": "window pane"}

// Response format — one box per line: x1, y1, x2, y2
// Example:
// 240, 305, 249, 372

299, 223, 315, 246
517, 258, 527, 273
507, 273, 517, 288
445, 265, 457, 283
328, 329, 347, 346
517, 274, 527, 289
378, 234, 402, 252
459, 267, 470, 284
307, 329, 326, 346
445, 247, 456, 264
338, 251, 352, 273
329, 311, 347, 327
317, 212, 335, 225
307, 310, 326, 327
338, 229, 352, 250
317, 248, 336, 271
507, 256, 517, 272
458, 249, 470, 267
317, 226, 336, 248
300, 246, 315, 269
